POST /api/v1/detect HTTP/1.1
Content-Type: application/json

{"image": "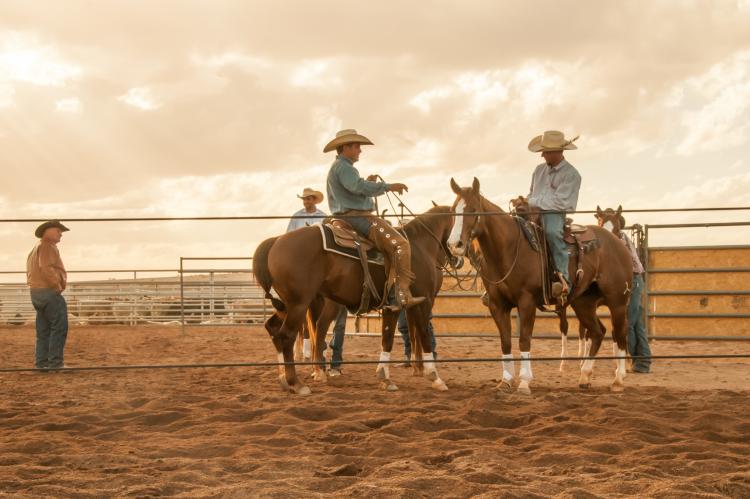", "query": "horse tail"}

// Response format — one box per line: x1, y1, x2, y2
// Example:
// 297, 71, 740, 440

252, 236, 286, 312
